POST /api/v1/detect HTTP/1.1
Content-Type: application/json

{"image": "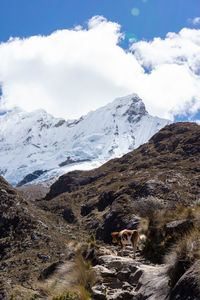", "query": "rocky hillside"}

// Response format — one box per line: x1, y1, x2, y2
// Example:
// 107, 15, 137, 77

0, 94, 170, 186
1, 121, 200, 299
39, 122, 200, 242
0, 176, 89, 299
